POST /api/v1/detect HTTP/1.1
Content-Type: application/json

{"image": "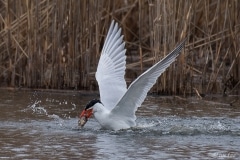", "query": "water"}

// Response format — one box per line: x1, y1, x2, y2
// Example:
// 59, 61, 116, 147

0, 90, 239, 159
